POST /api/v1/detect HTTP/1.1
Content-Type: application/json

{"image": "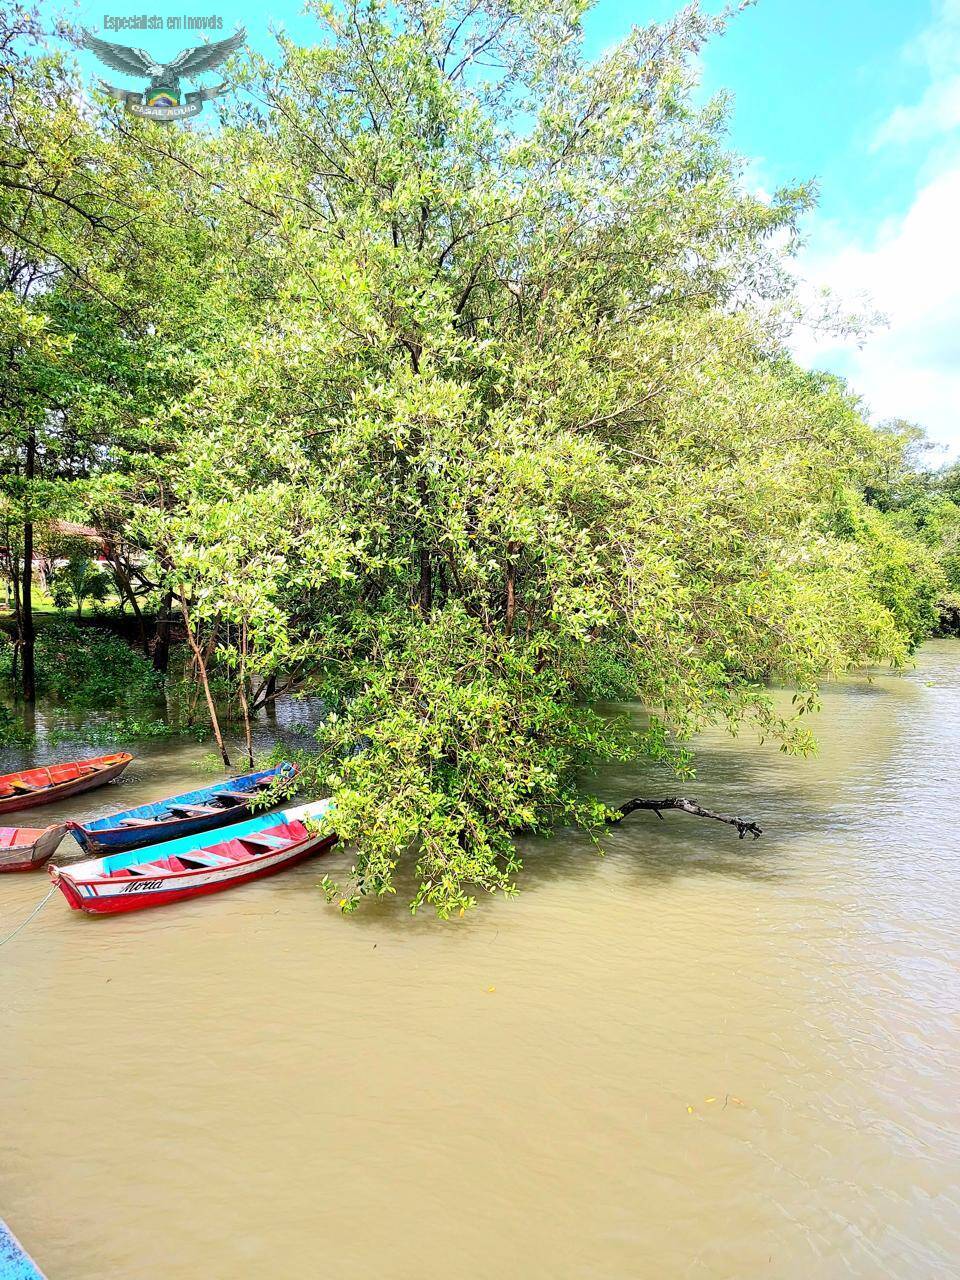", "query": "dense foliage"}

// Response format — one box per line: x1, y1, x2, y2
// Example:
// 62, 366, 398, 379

2, 621, 161, 707
0, 0, 949, 913
866, 435, 960, 626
